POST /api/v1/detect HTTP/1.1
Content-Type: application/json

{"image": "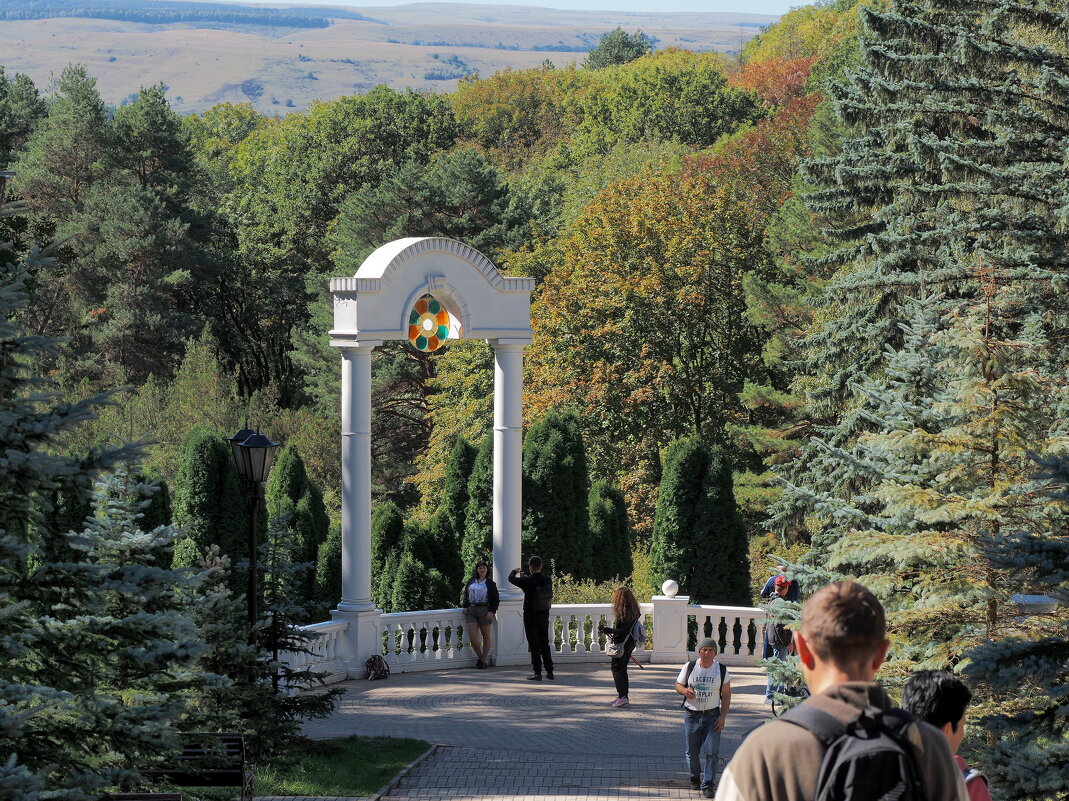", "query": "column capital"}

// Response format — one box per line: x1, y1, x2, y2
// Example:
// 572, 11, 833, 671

487, 337, 532, 349
330, 335, 383, 350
